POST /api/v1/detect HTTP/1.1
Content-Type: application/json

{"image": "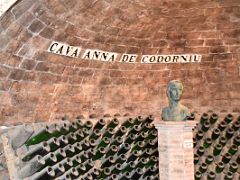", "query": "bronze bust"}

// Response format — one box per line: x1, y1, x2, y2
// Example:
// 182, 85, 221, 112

162, 80, 190, 121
